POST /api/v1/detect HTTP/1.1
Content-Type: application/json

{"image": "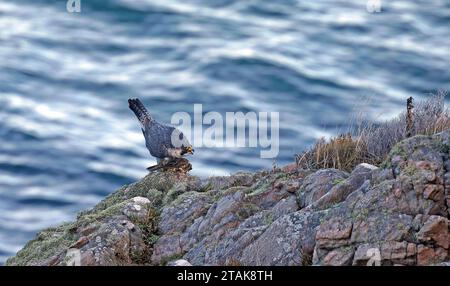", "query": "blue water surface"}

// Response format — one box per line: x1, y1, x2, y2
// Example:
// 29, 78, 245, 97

0, 0, 449, 264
